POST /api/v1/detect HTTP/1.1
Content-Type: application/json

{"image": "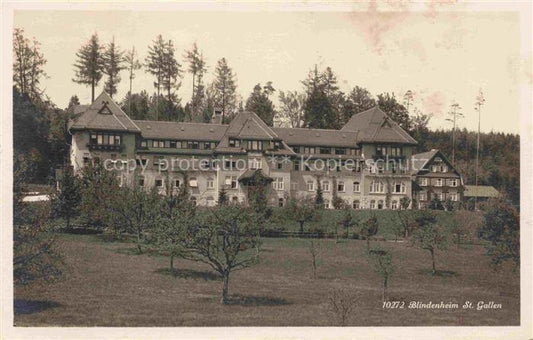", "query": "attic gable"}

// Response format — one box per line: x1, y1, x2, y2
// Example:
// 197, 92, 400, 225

69, 92, 141, 133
